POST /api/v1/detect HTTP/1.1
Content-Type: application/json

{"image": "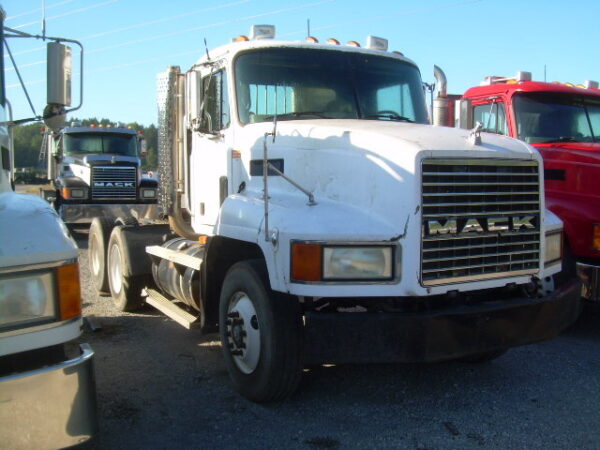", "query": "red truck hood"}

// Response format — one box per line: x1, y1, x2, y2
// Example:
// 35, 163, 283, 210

533, 142, 600, 165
